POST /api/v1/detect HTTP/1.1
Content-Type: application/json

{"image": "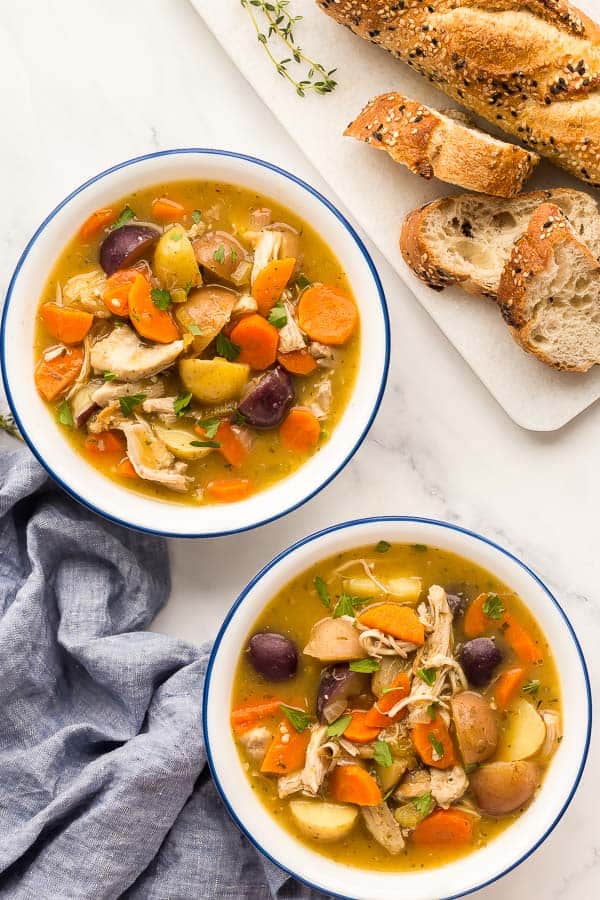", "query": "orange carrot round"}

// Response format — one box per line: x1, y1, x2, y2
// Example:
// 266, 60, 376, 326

103, 269, 142, 317
39, 304, 93, 345
260, 719, 311, 774
230, 314, 278, 370
365, 672, 410, 728
463, 593, 489, 638
231, 698, 284, 734
216, 421, 249, 468
329, 764, 382, 806
297, 284, 358, 345
502, 614, 543, 664
357, 604, 425, 645
342, 711, 382, 745
411, 713, 457, 770
128, 273, 180, 344
34, 347, 84, 401
206, 478, 253, 503
84, 431, 125, 456
277, 349, 317, 375
151, 197, 187, 222
79, 207, 116, 240
494, 667, 526, 710
115, 457, 138, 479
280, 407, 321, 453
413, 809, 474, 846
252, 258, 296, 316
